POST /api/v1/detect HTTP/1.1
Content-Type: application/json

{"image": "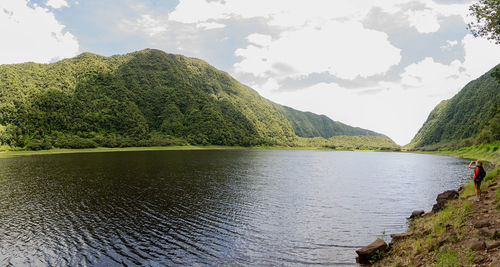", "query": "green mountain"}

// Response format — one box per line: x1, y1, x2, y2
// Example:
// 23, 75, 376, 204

409, 65, 500, 149
0, 49, 394, 150
273, 104, 388, 138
